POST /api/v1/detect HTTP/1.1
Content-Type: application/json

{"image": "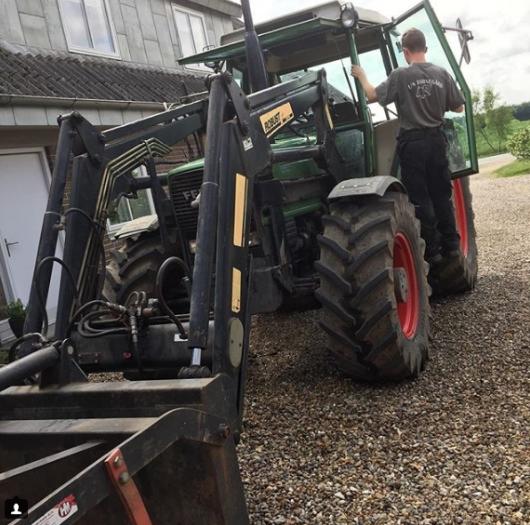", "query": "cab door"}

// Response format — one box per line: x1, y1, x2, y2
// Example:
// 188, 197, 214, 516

385, 0, 479, 178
